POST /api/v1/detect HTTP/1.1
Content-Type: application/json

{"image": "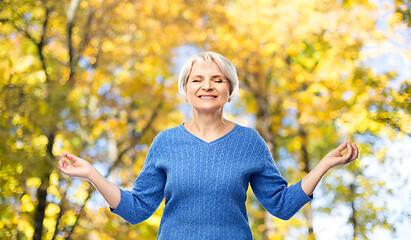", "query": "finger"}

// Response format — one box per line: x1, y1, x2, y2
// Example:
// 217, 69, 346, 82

58, 158, 69, 173
57, 159, 63, 173
336, 140, 349, 153
58, 158, 63, 169
58, 156, 67, 169
69, 153, 83, 163
59, 151, 68, 161
341, 142, 353, 161
351, 143, 359, 161
59, 161, 74, 175
61, 152, 82, 163
348, 142, 355, 159
347, 143, 355, 162
58, 153, 69, 167
58, 152, 75, 174
58, 161, 67, 174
